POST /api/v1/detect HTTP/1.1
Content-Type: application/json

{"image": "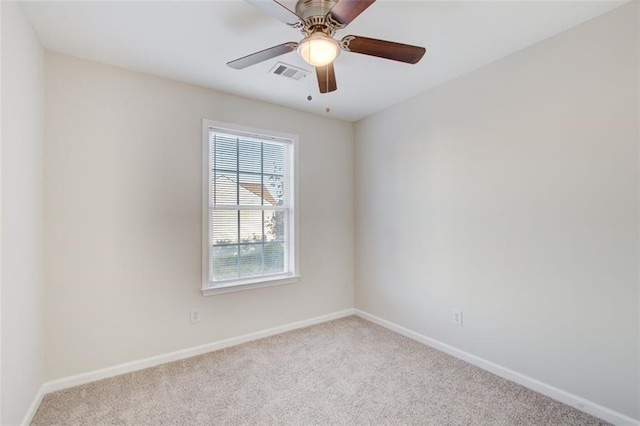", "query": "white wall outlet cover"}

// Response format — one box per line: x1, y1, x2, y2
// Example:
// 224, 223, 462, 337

190, 309, 201, 324
452, 308, 463, 326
